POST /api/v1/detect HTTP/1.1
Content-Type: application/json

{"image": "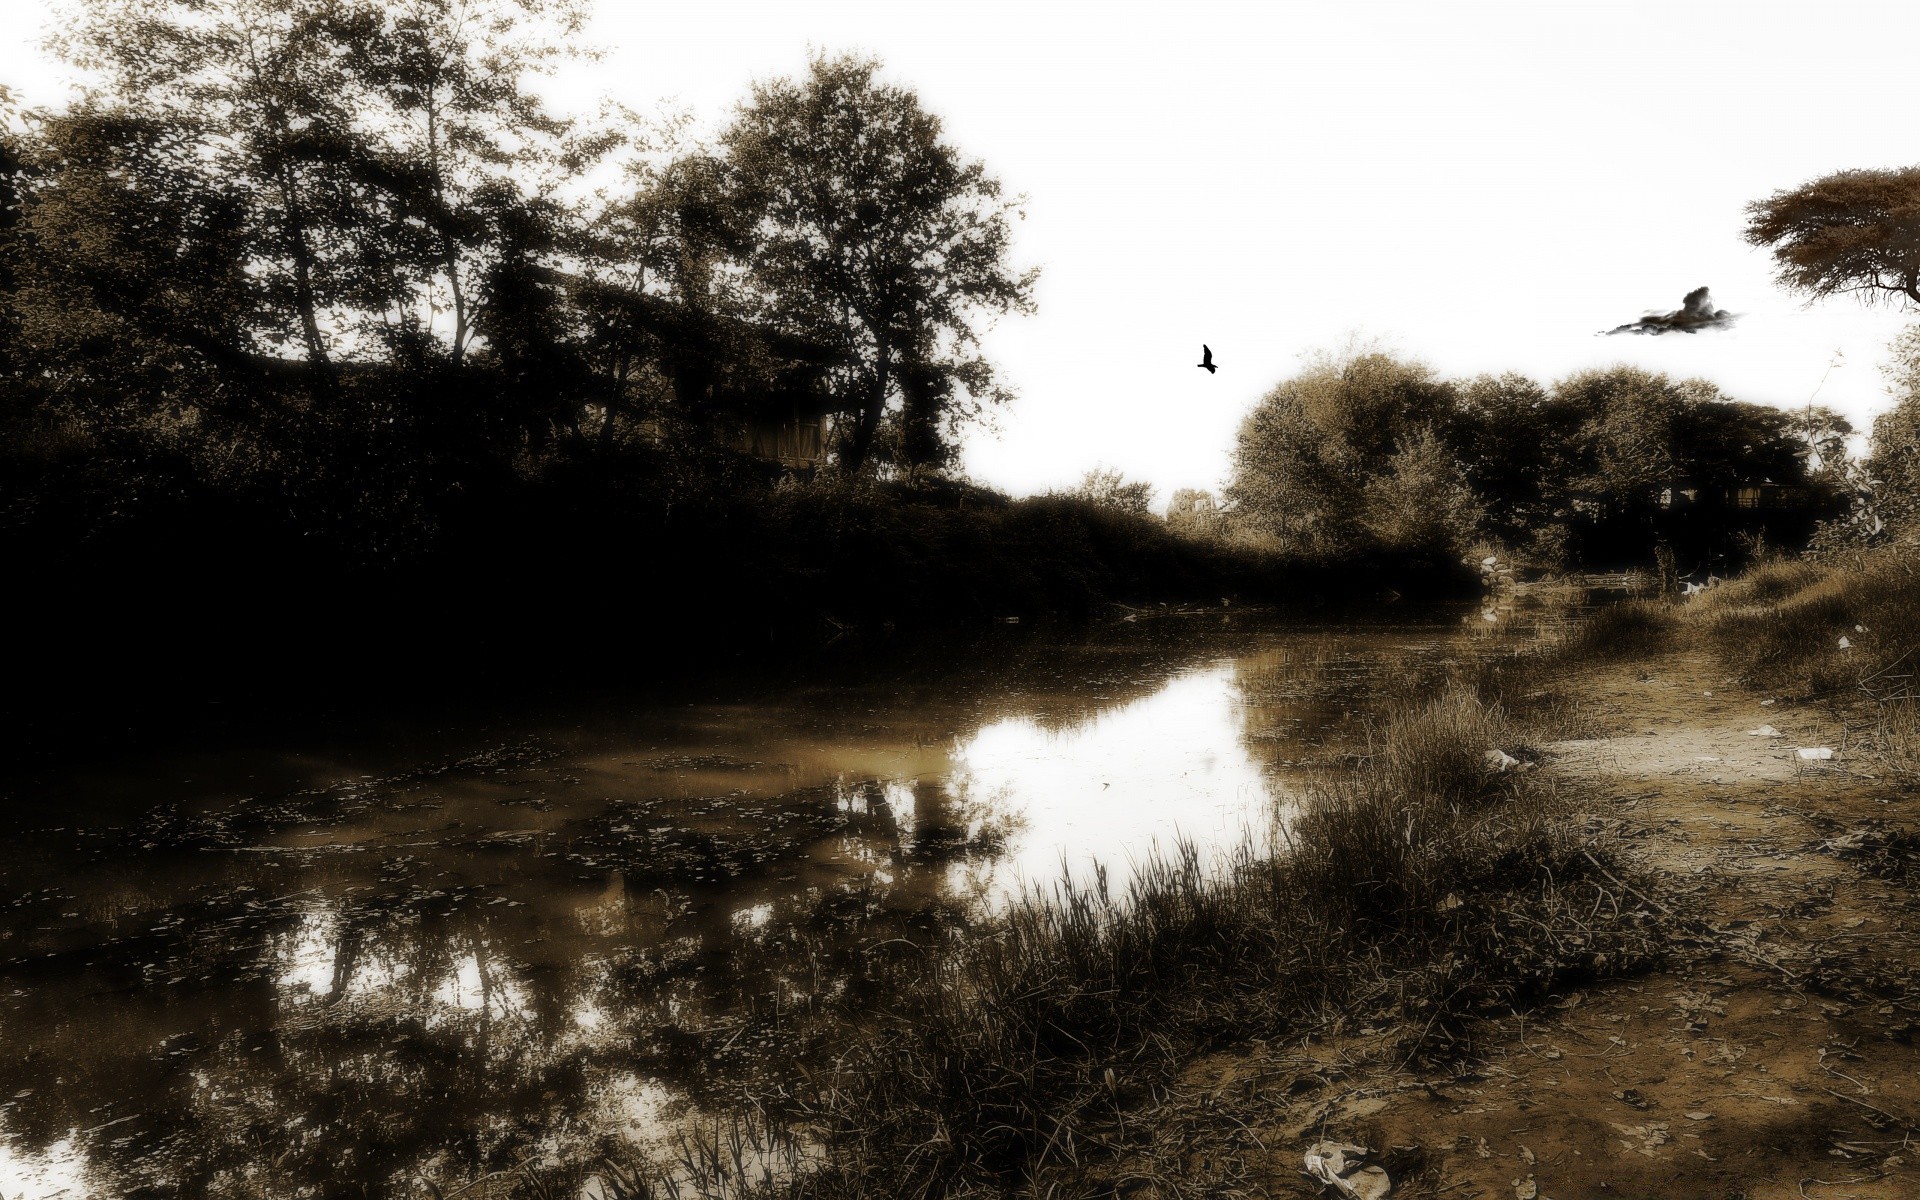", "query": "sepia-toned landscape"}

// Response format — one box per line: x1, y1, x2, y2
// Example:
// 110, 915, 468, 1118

6, 2, 1920, 1198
